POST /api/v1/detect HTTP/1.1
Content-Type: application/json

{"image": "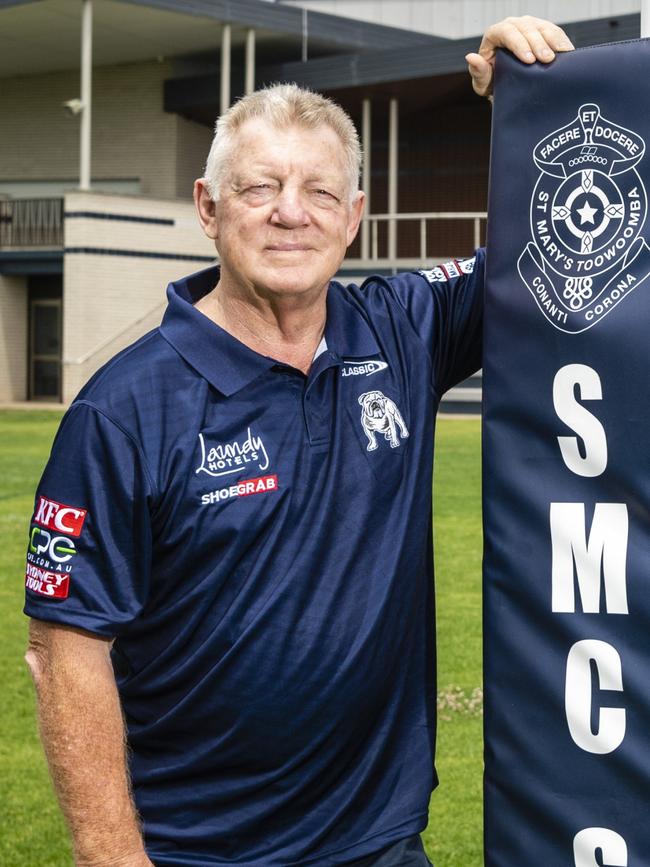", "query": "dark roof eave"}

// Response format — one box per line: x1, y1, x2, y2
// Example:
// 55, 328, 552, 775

114, 0, 445, 51
258, 12, 641, 92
